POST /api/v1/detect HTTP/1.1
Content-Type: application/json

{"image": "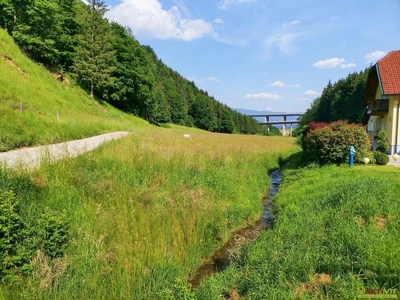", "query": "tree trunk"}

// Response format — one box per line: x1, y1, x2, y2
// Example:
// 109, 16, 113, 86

90, 80, 94, 99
